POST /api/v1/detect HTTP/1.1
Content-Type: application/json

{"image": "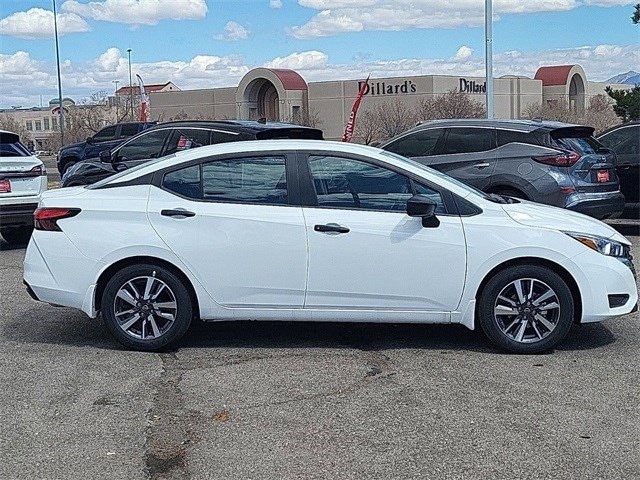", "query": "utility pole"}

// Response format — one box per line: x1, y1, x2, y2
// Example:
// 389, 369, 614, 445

127, 49, 133, 119
52, 0, 65, 145
485, 0, 494, 119
113, 80, 120, 119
